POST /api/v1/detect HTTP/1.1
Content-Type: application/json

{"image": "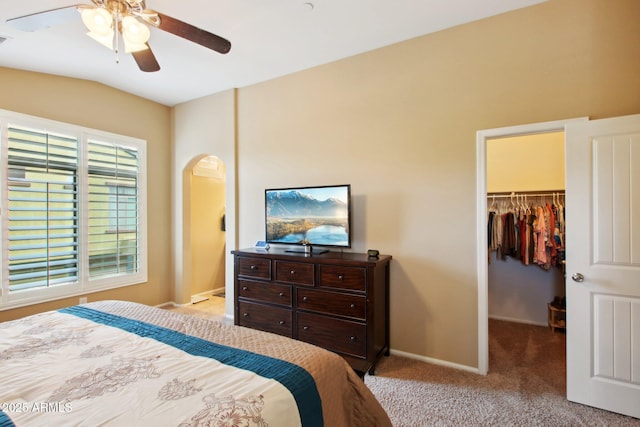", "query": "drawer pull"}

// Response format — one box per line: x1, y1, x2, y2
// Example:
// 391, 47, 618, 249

279, 292, 285, 297
279, 320, 285, 325
303, 326, 309, 331
243, 312, 249, 317
290, 270, 296, 275
350, 303, 356, 309
338, 274, 344, 280
242, 286, 248, 291
302, 296, 308, 302
350, 336, 357, 341
250, 265, 257, 270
